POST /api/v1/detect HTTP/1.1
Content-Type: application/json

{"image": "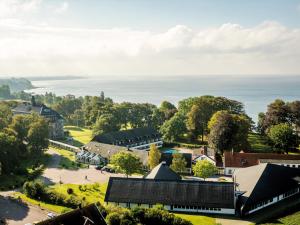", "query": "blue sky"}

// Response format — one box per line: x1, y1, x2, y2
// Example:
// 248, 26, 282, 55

0, 0, 300, 77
